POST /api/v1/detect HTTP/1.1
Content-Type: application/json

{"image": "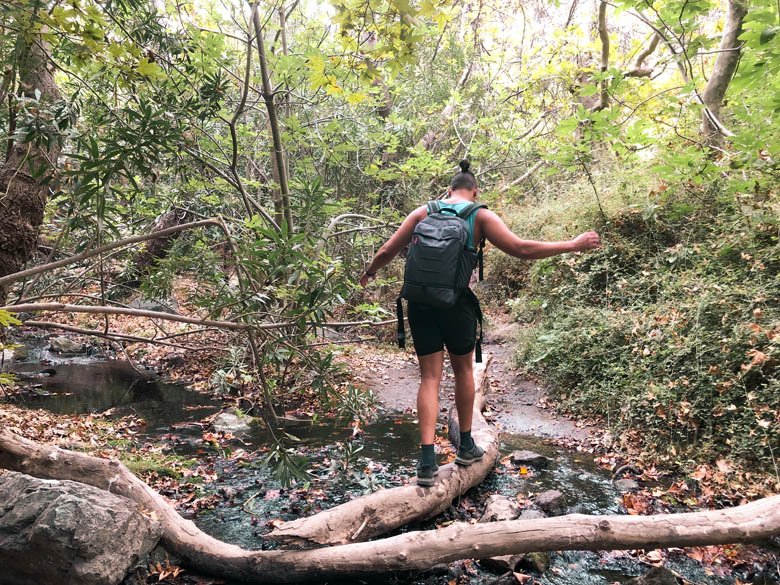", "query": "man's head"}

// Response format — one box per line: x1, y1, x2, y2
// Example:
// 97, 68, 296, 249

450, 160, 477, 195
